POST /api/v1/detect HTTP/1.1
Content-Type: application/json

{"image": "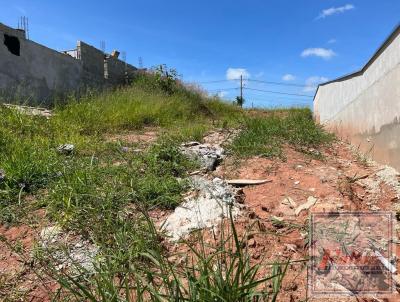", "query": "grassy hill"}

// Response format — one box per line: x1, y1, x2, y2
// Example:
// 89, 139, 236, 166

0, 71, 332, 301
